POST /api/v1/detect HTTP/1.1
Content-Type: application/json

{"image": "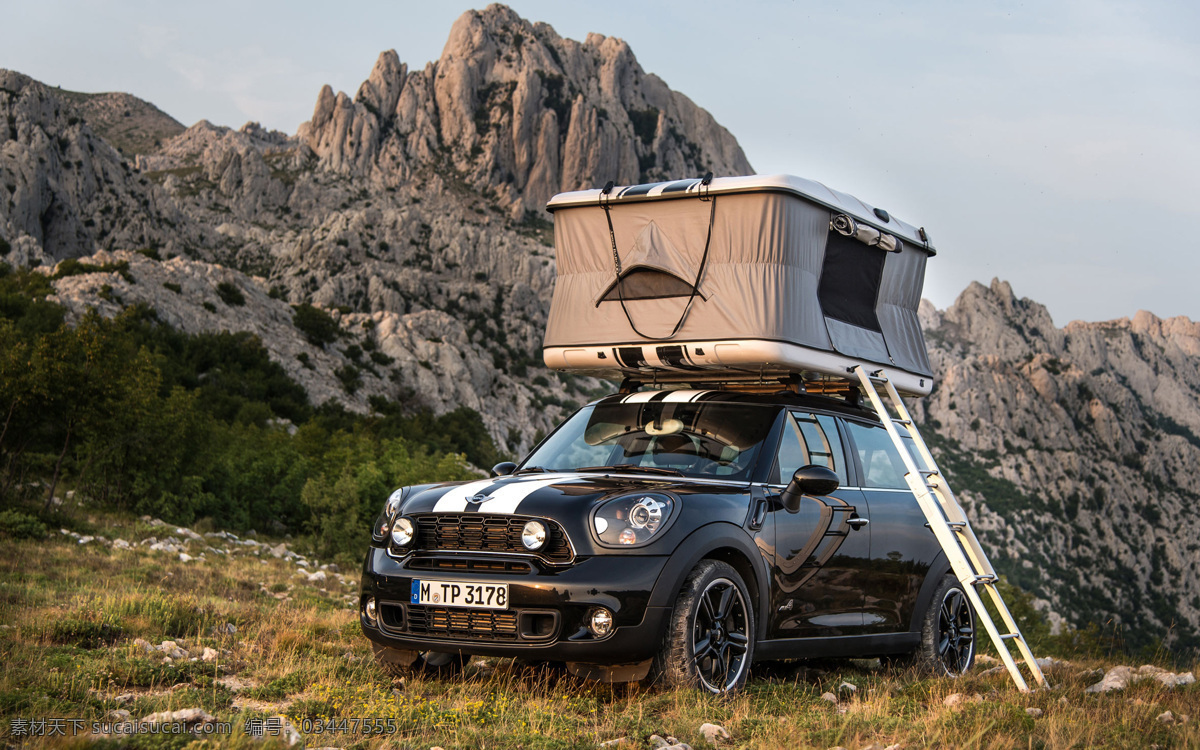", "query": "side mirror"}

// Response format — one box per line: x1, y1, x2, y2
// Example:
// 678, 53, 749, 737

780, 465, 840, 513
491, 461, 518, 477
